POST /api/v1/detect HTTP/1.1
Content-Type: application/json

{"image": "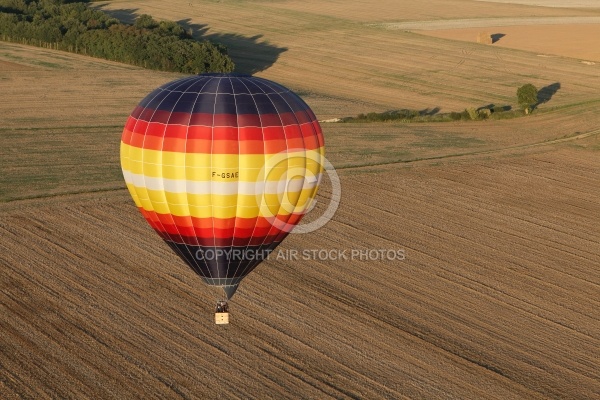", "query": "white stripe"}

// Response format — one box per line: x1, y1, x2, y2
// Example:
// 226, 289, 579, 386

122, 170, 321, 195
